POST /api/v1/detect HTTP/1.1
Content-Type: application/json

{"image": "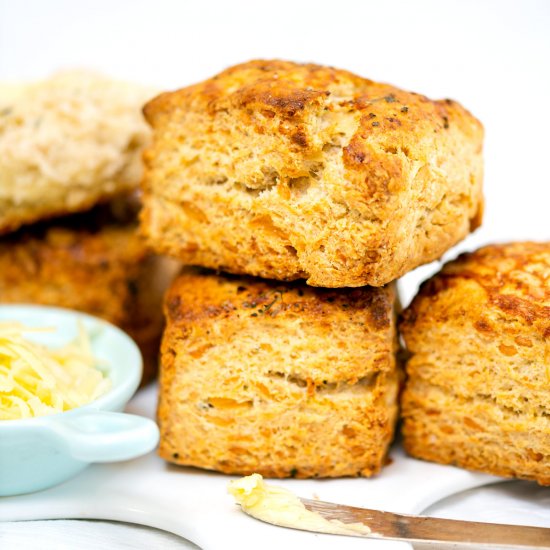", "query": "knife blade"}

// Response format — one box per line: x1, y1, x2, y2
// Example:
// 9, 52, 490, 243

299, 498, 550, 548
